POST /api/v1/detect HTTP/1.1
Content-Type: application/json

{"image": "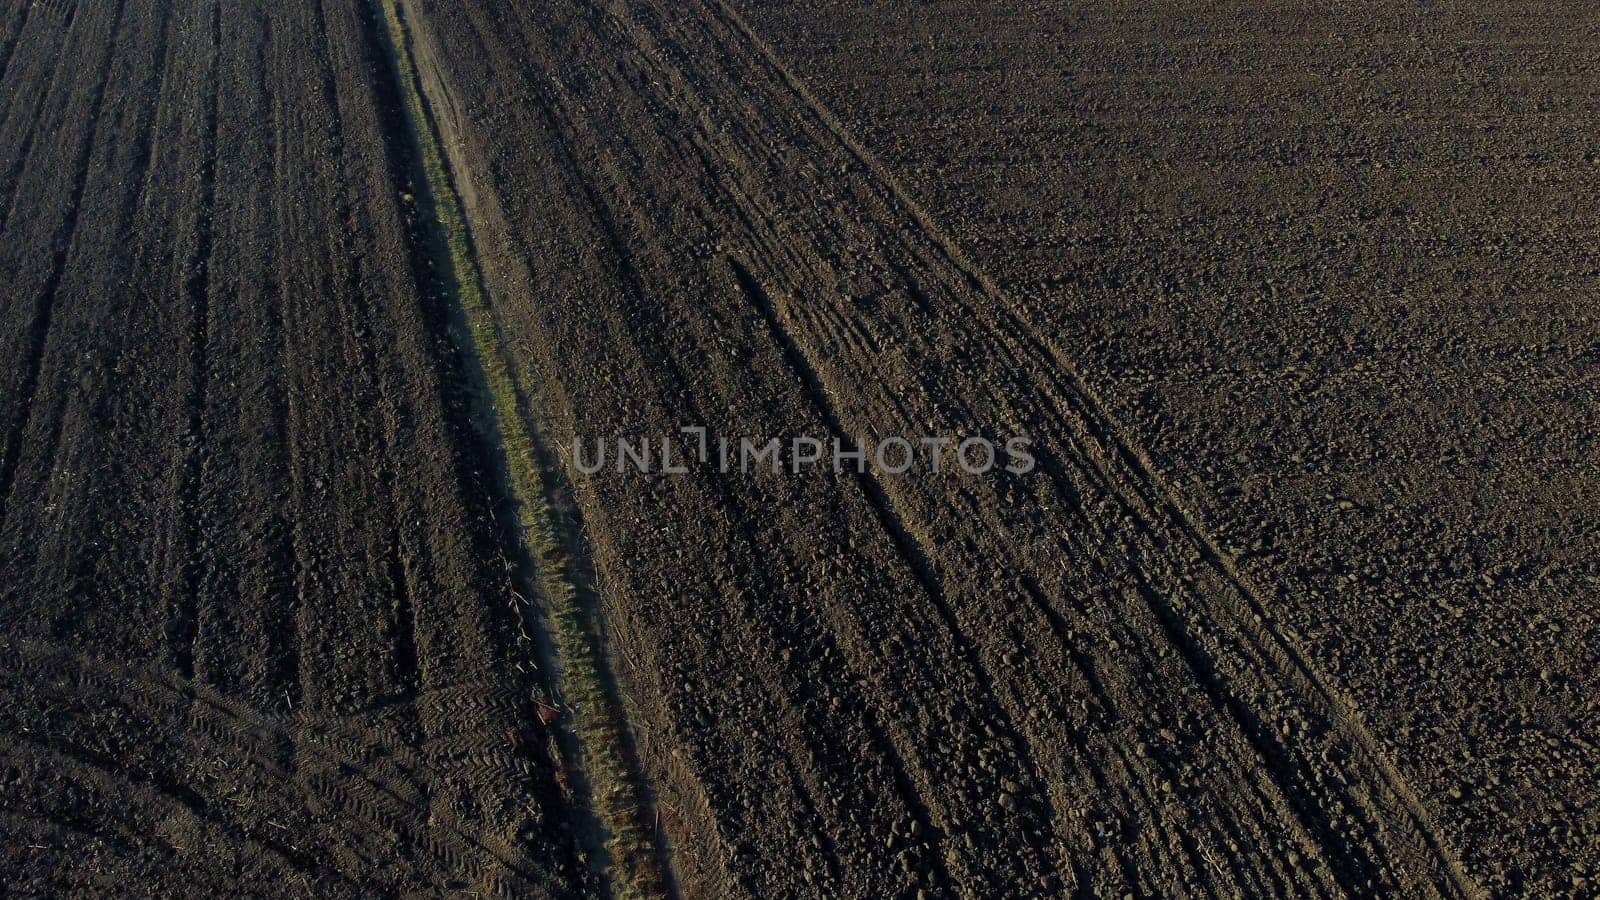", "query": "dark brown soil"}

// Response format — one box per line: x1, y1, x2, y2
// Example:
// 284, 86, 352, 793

736, 2, 1600, 893
1, 0, 1593, 896
0, 0, 583, 893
